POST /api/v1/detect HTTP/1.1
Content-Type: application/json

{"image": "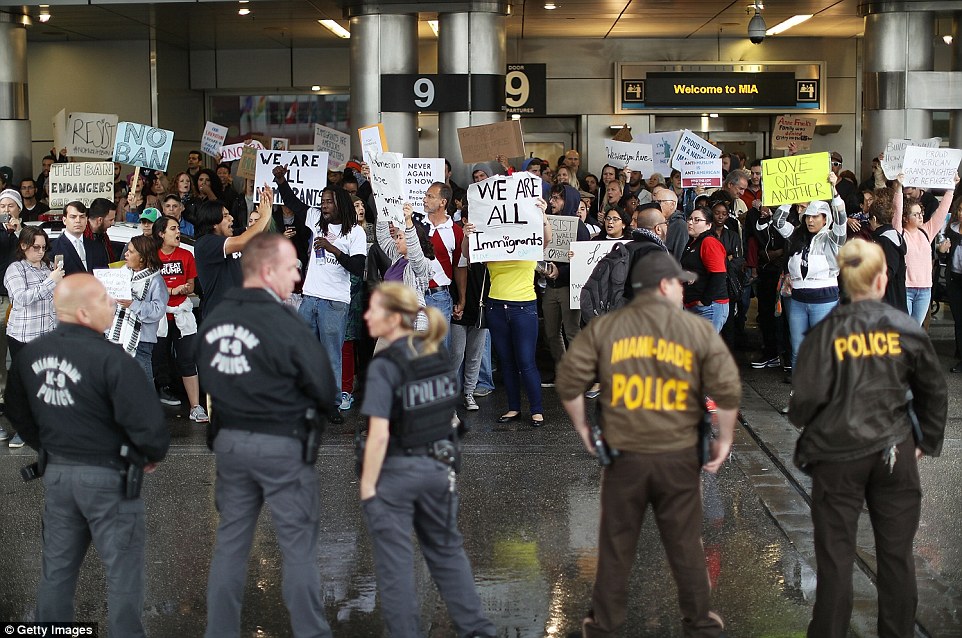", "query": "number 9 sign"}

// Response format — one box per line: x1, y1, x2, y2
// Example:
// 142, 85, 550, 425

505, 70, 530, 108
413, 77, 435, 109
503, 64, 545, 115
